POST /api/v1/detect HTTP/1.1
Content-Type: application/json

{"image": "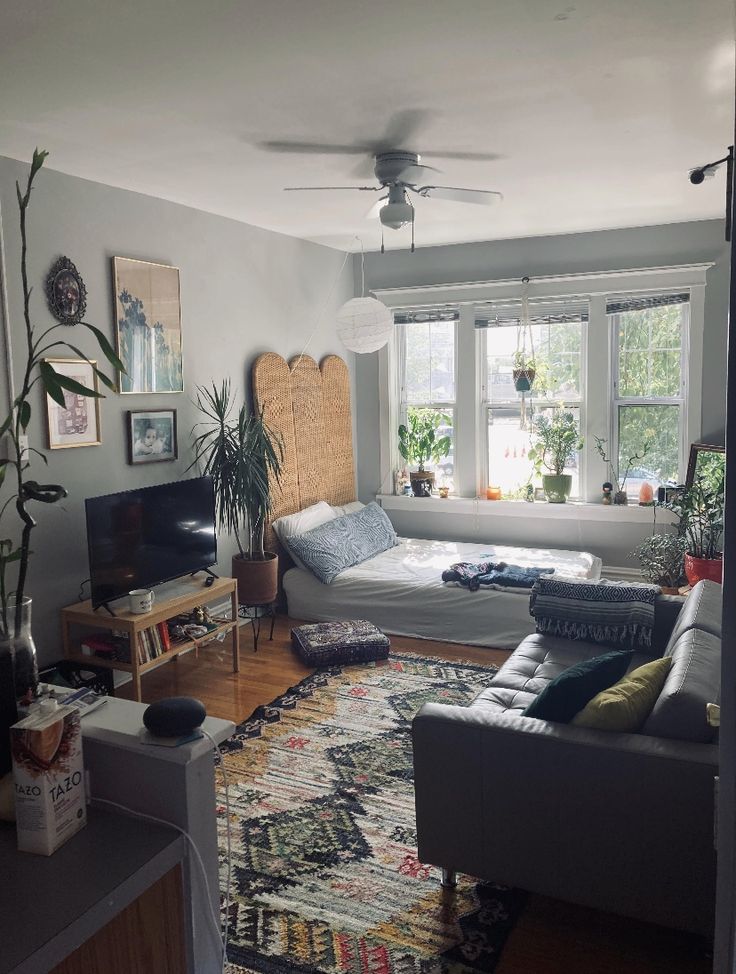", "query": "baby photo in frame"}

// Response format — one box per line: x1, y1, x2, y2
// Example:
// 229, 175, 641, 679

127, 409, 177, 464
